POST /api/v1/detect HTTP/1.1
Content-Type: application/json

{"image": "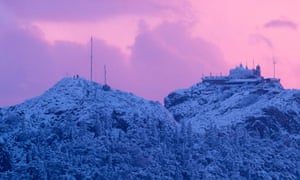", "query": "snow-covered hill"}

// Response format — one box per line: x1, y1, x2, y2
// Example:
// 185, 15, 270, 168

0, 75, 300, 179
0, 77, 178, 179
165, 78, 300, 134
163, 76, 300, 179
